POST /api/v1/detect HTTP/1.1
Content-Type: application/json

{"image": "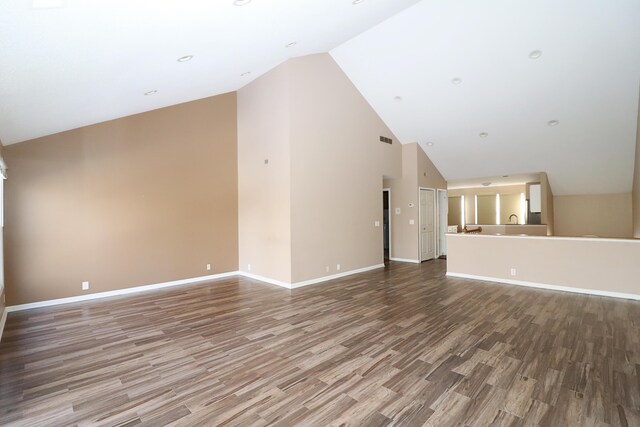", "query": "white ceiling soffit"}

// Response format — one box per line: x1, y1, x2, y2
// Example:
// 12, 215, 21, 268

0, 0, 420, 145
447, 173, 541, 190
331, 0, 640, 196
